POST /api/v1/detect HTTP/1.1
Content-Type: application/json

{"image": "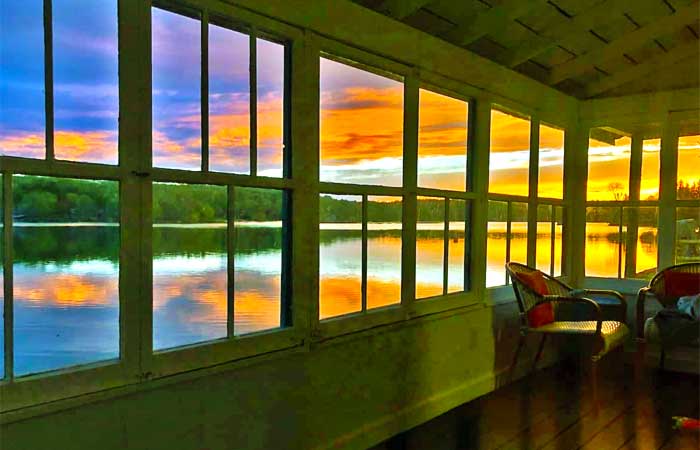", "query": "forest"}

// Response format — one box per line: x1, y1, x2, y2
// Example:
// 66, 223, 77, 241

7, 175, 700, 224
